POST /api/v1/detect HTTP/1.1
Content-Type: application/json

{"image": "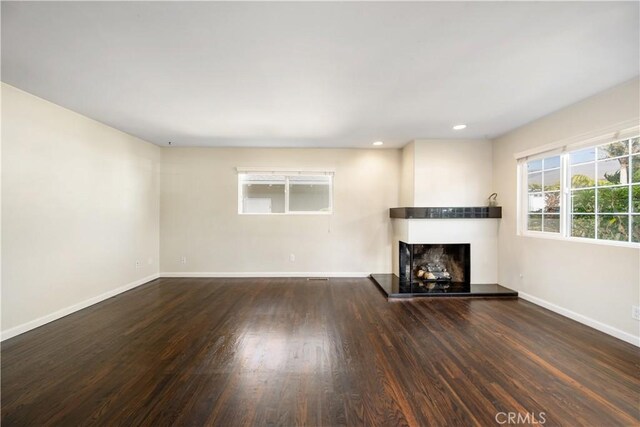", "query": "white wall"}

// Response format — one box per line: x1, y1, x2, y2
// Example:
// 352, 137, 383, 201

160, 147, 400, 275
393, 139, 498, 283
493, 78, 640, 345
1, 83, 161, 338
